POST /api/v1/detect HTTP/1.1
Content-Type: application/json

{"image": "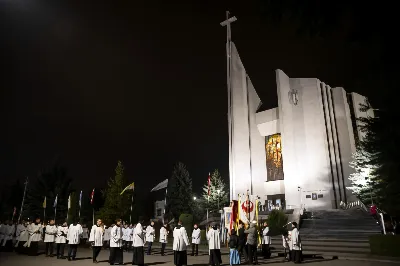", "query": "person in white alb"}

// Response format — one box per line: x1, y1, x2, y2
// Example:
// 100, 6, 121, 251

25, 217, 43, 256
145, 221, 155, 255
109, 219, 123, 265
173, 220, 190, 266
90, 219, 105, 264
122, 224, 128, 251
290, 222, 302, 263
67, 220, 83, 261
262, 222, 271, 259
159, 223, 168, 256
15, 221, 29, 254
191, 224, 201, 256
132, 218, 145, 266
56, 222, 68, 259
126, 224, 134, 252
104, 225, 111, 249
44, 219, 57, 257
1, 220, 16, 252
81, 224, 89, 246
207, 224, 222, 266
